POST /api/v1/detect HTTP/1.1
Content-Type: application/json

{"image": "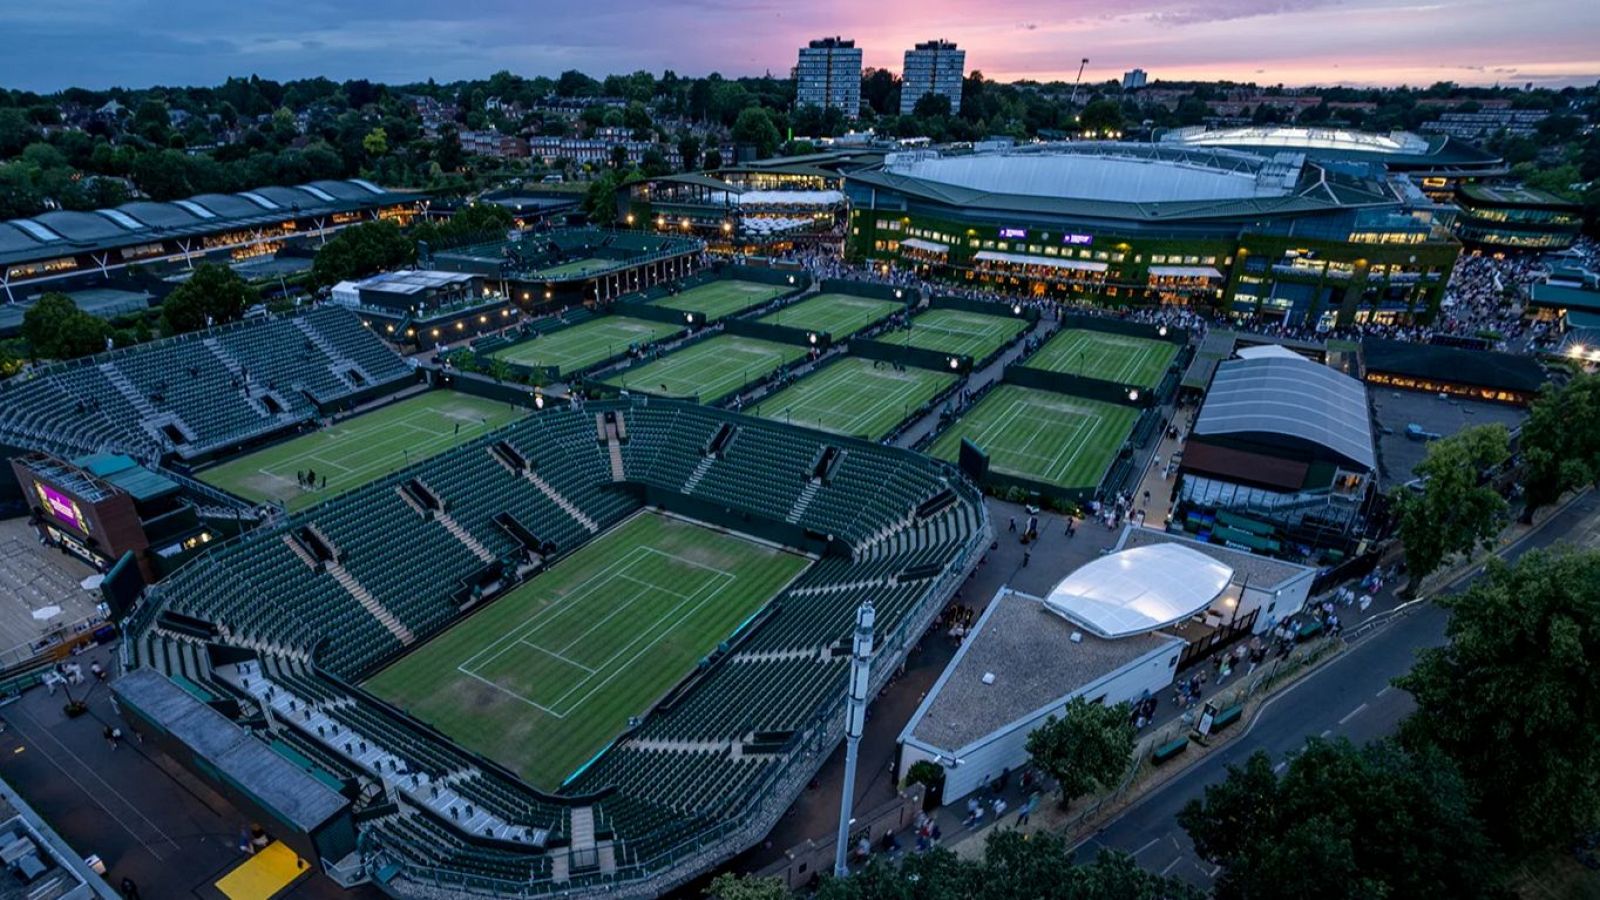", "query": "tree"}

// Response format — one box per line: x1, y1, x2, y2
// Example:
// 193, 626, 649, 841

161, 264, 257, 334
582, 169, 628, 224
1394, 424, 1509, 590
811, 831, 1202, 900
1077, 99, 1124, 136
677, 133, 701, 171
310, 220, 414, 287
361, 127, 389, 157
1517, 374, 1600, 521
705, 873, 789, 900
21, 293, 111, 361
703, 148, 724, 170
1398, 548, 1600, 852
732, 107, 782, 159
911, 93, 953, 119
1179, 738, 1496, 900
1024, 696, 1135, 807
